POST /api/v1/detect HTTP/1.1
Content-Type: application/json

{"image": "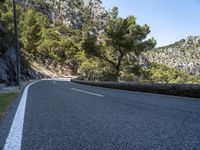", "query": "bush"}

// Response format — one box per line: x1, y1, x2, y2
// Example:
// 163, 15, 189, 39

141, 63, 200, 84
